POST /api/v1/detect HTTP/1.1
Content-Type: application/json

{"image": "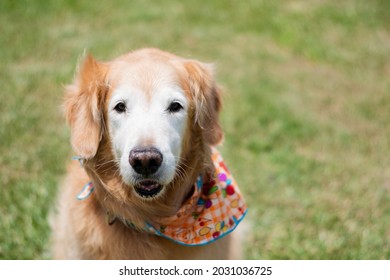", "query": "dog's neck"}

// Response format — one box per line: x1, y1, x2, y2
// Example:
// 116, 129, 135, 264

78, 147, 248, 246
